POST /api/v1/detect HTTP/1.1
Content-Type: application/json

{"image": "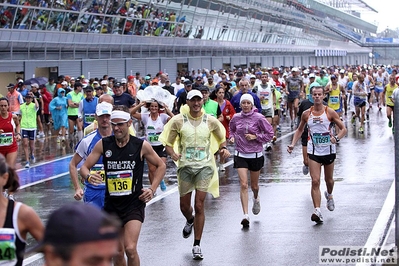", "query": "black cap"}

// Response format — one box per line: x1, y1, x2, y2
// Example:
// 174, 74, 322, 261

196, 76, 203, 81
28, 203, 120, 253
114, 82, 121, 87
184, 80, 192, 86
6, 83, 14, 88
135, 72, 140, 75
84, 86, 94, 92
199, 85, 209, 92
